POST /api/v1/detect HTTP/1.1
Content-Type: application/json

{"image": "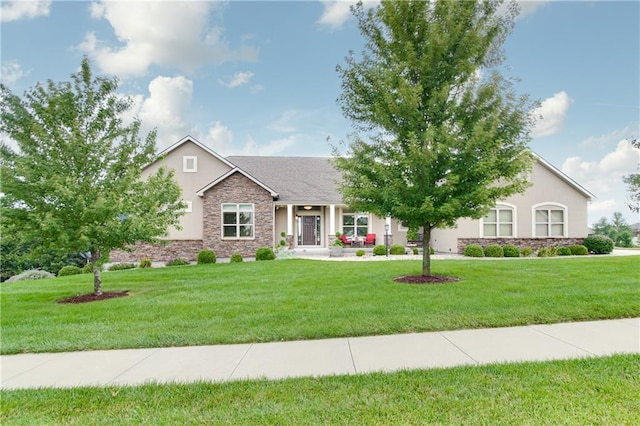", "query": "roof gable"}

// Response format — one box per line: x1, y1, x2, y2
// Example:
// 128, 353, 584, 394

533, 153, 596, 200
144, 135, 235, 170
196, 167, 279, 198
